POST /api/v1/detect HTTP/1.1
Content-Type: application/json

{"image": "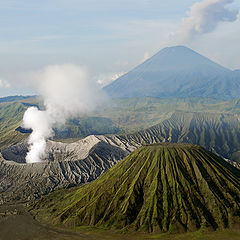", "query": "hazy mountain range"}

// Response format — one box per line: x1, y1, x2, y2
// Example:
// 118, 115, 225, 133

104, 46, 240, 99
